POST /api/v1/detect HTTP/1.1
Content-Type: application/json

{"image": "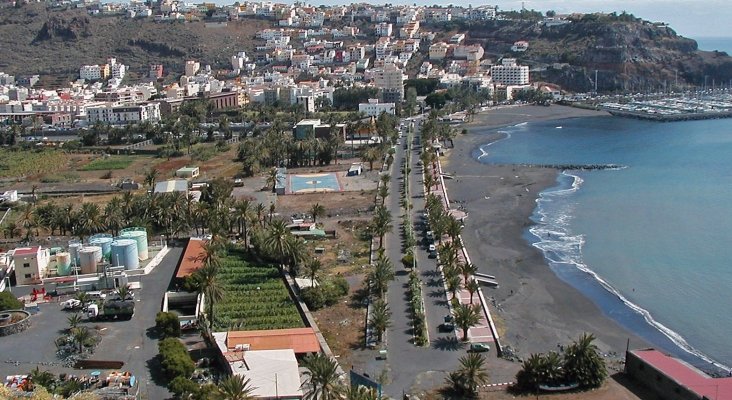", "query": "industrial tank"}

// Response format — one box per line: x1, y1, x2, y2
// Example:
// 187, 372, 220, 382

56, 252, 72, 276
79, 246, 100, 275
120, 228, 148, 261
68, 241, 82, 266
89, 237, 113, 261
111, 239, 139, 270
